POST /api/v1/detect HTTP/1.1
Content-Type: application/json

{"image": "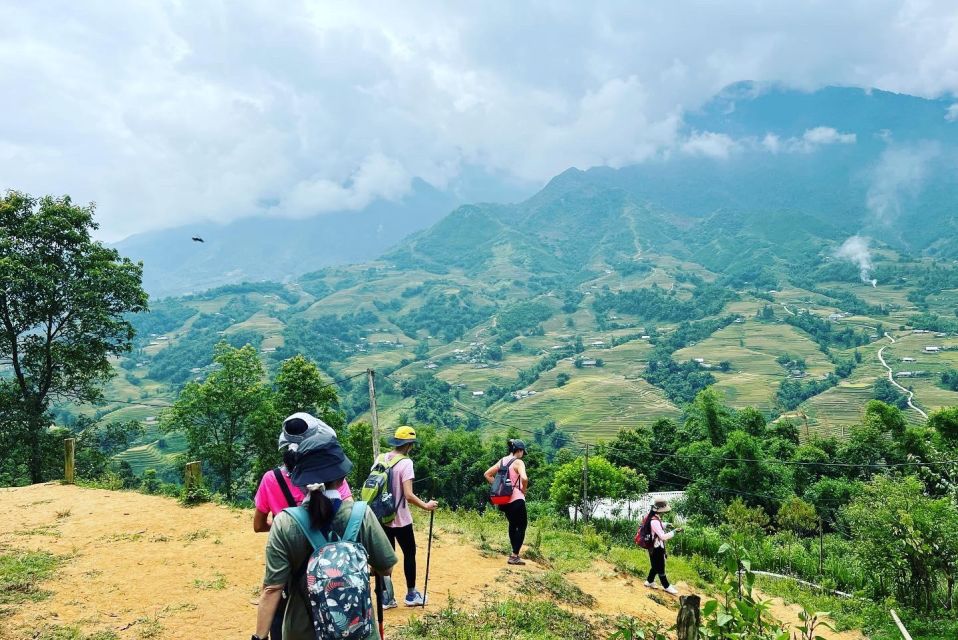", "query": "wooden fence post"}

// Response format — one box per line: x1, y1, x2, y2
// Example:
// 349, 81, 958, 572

64, 438, 76, 484
185, 461, 202, 492
677, 594, 701, 640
